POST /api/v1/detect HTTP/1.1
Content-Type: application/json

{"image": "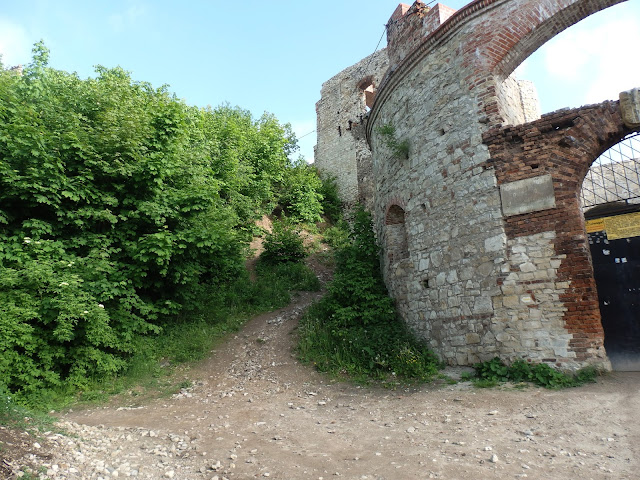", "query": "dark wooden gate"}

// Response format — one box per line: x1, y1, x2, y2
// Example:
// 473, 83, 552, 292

588, 218, 640, 370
